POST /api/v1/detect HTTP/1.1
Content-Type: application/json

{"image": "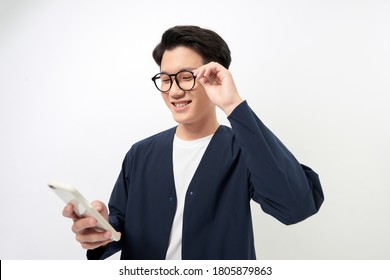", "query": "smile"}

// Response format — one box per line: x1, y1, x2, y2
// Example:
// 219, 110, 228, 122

172, 101, 191, 107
